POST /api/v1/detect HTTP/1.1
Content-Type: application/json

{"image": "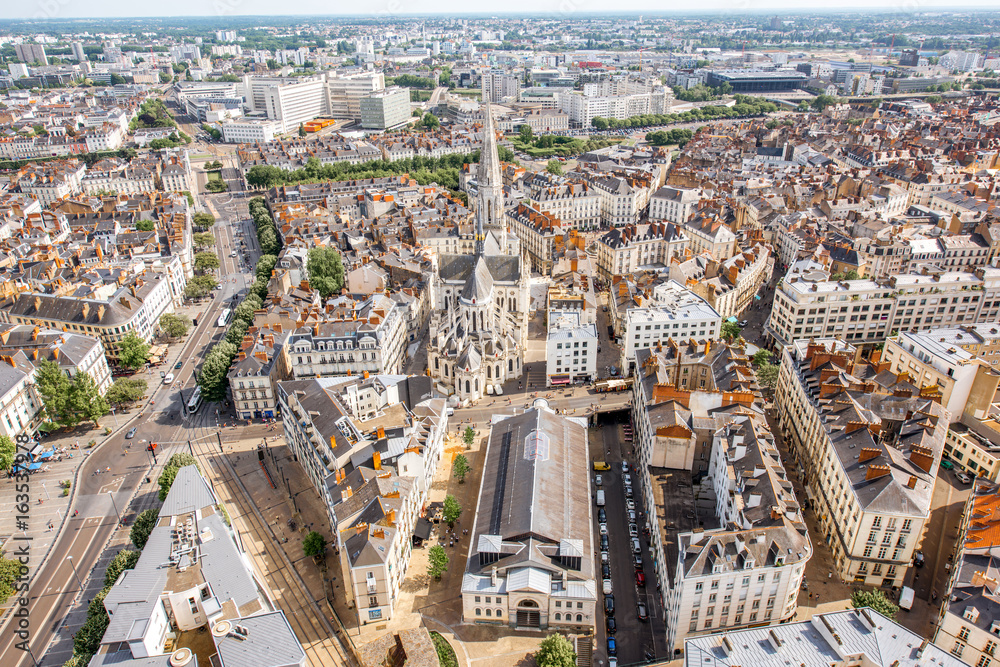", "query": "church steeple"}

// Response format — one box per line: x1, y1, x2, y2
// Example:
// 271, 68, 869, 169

474, 98, 506, 255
